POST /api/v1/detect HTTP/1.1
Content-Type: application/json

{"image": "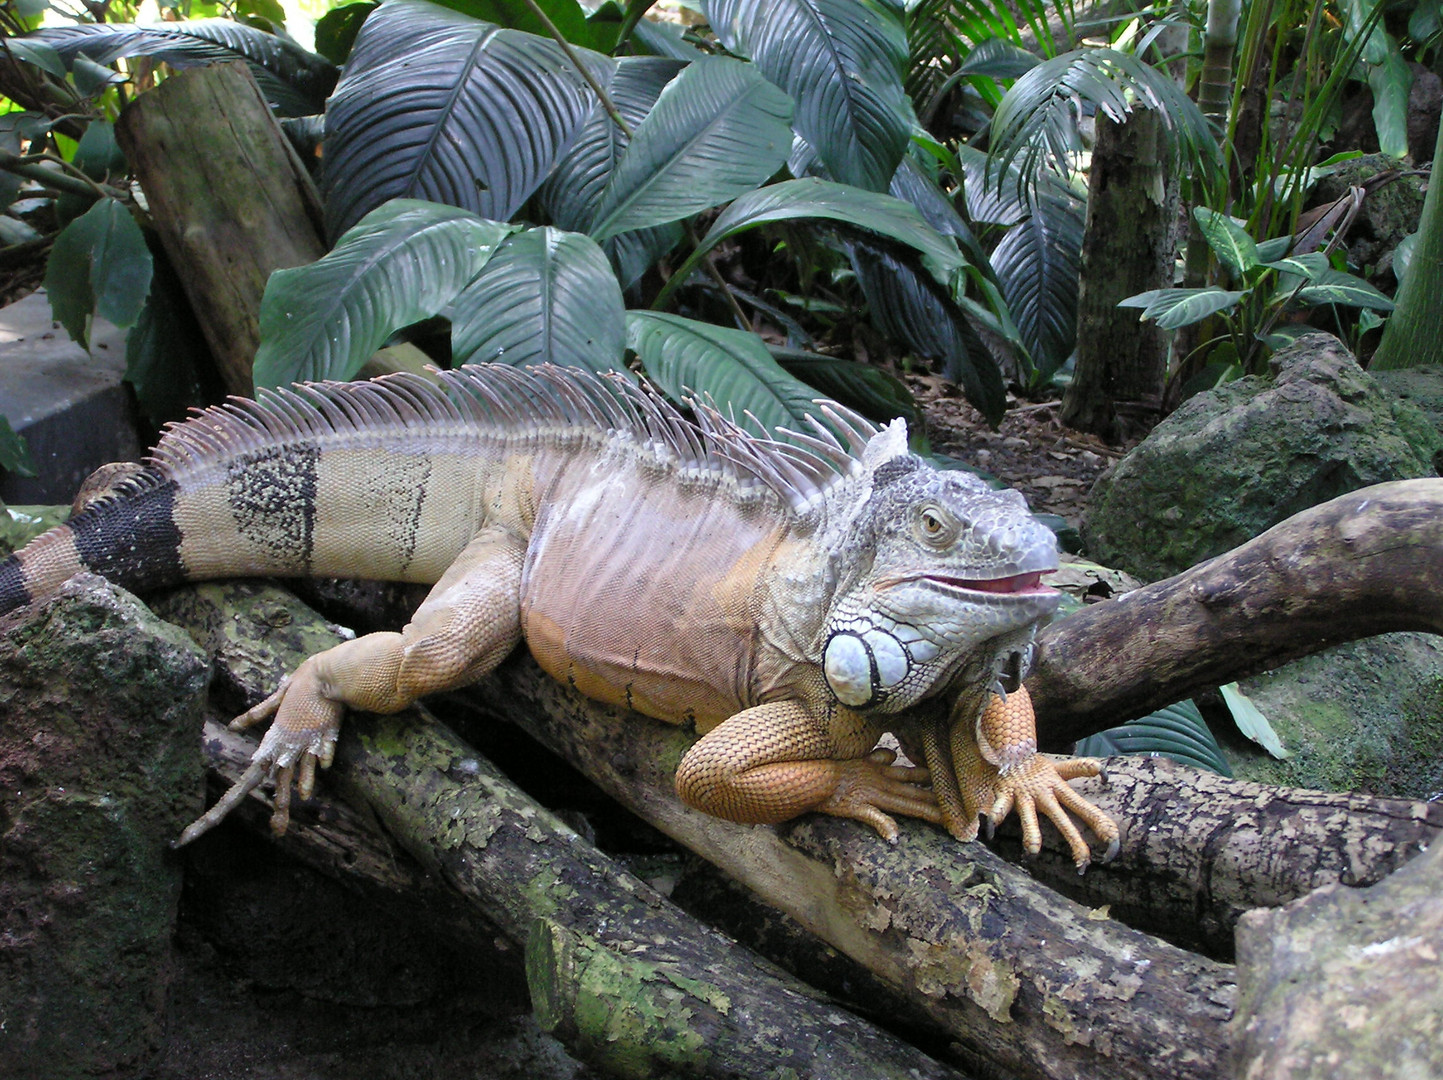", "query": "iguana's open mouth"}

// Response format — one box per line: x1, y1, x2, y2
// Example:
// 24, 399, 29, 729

919, 570, 1055, 595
